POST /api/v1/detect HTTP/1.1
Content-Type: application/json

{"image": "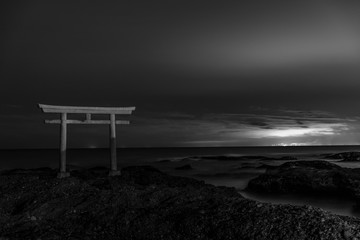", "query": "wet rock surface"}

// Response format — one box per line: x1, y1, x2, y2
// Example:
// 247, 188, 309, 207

323, 152, 360, 162
256, 164, 277, 170
175, 164, 193, 170
182, 155, 297, 161
248, 160, 360, 209
1, 166, 360, 239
